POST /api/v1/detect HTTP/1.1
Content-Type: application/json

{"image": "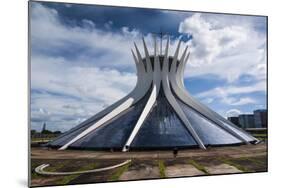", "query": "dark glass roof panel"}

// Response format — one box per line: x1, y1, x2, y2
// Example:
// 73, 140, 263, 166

131, 88, 198, 148
177, 99, 242, 145
69, 88, 151, 149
